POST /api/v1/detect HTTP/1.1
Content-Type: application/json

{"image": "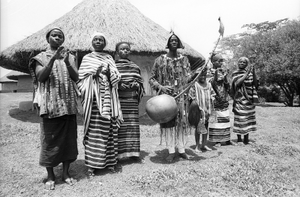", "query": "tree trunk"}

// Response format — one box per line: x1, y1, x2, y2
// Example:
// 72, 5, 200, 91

278, 83, 294, 106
